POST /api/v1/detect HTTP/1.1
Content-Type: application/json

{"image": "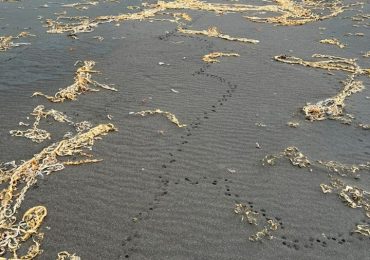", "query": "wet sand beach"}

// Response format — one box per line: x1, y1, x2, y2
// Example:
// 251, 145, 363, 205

0, 0, 370, 259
